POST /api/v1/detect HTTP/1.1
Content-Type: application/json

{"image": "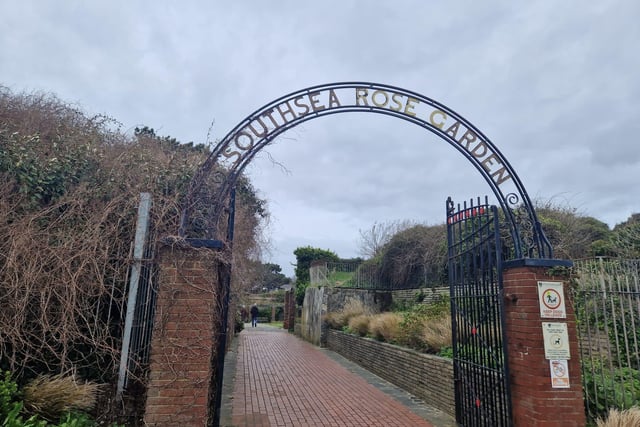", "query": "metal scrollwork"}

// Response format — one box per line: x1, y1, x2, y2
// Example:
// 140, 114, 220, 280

180, 82, 554, 260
